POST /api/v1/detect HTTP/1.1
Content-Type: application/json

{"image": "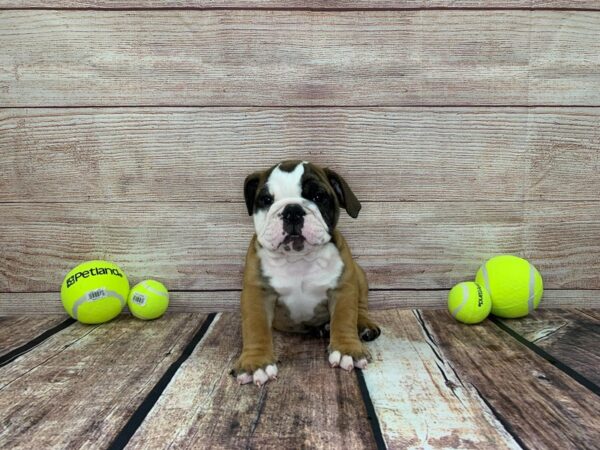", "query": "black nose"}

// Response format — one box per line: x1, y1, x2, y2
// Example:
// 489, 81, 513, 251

281, 204, 305, 234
